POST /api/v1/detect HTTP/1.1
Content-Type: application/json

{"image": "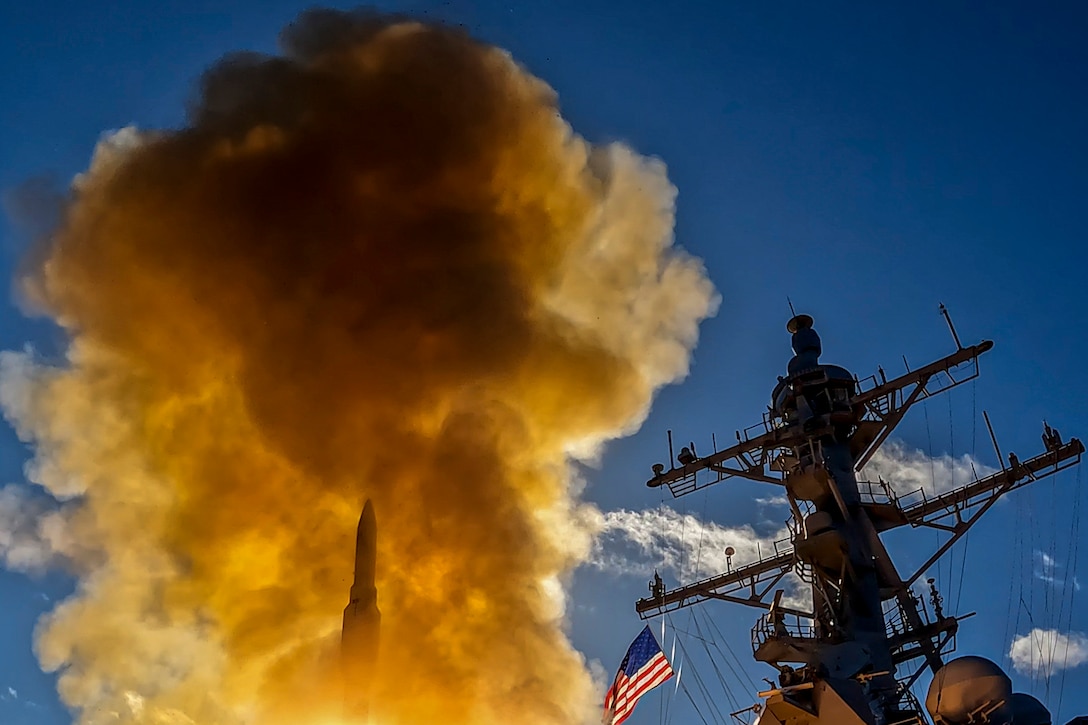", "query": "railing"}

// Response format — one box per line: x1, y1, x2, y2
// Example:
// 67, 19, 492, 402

635, 542, 799, 618
751, 612, 818, 652
857, 478, 898, 506
887, 686, 927, 725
